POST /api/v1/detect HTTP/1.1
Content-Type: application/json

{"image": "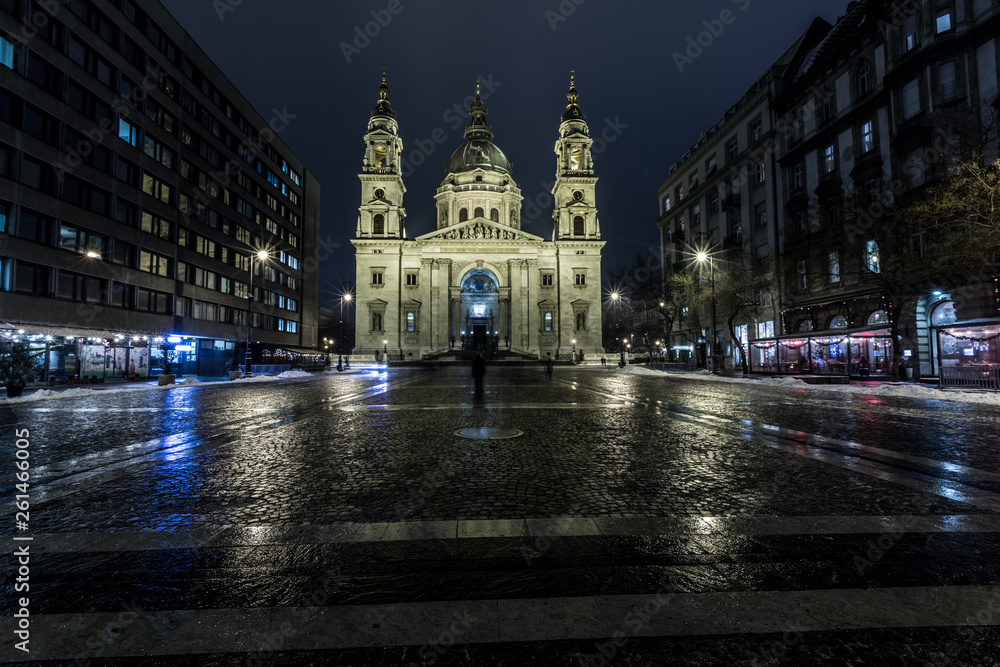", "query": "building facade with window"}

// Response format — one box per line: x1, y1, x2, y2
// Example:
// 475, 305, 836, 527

658, 0, 1000, 378
0, 0, 319, 378
352, 77, 604, 361
656, 18, 831, 369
